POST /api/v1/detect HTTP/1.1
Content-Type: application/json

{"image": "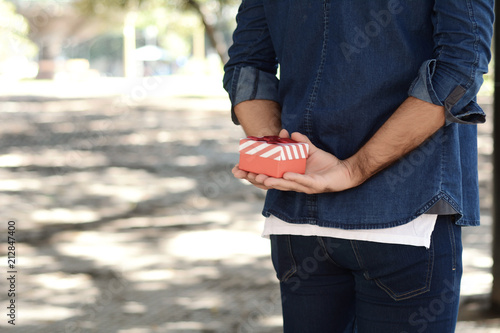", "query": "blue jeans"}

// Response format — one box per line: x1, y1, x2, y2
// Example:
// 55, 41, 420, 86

270, 215, 462, 333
